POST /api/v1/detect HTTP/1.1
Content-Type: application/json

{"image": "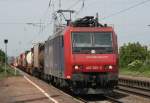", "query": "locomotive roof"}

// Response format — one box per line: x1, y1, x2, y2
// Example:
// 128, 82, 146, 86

46, 16, 114, 42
